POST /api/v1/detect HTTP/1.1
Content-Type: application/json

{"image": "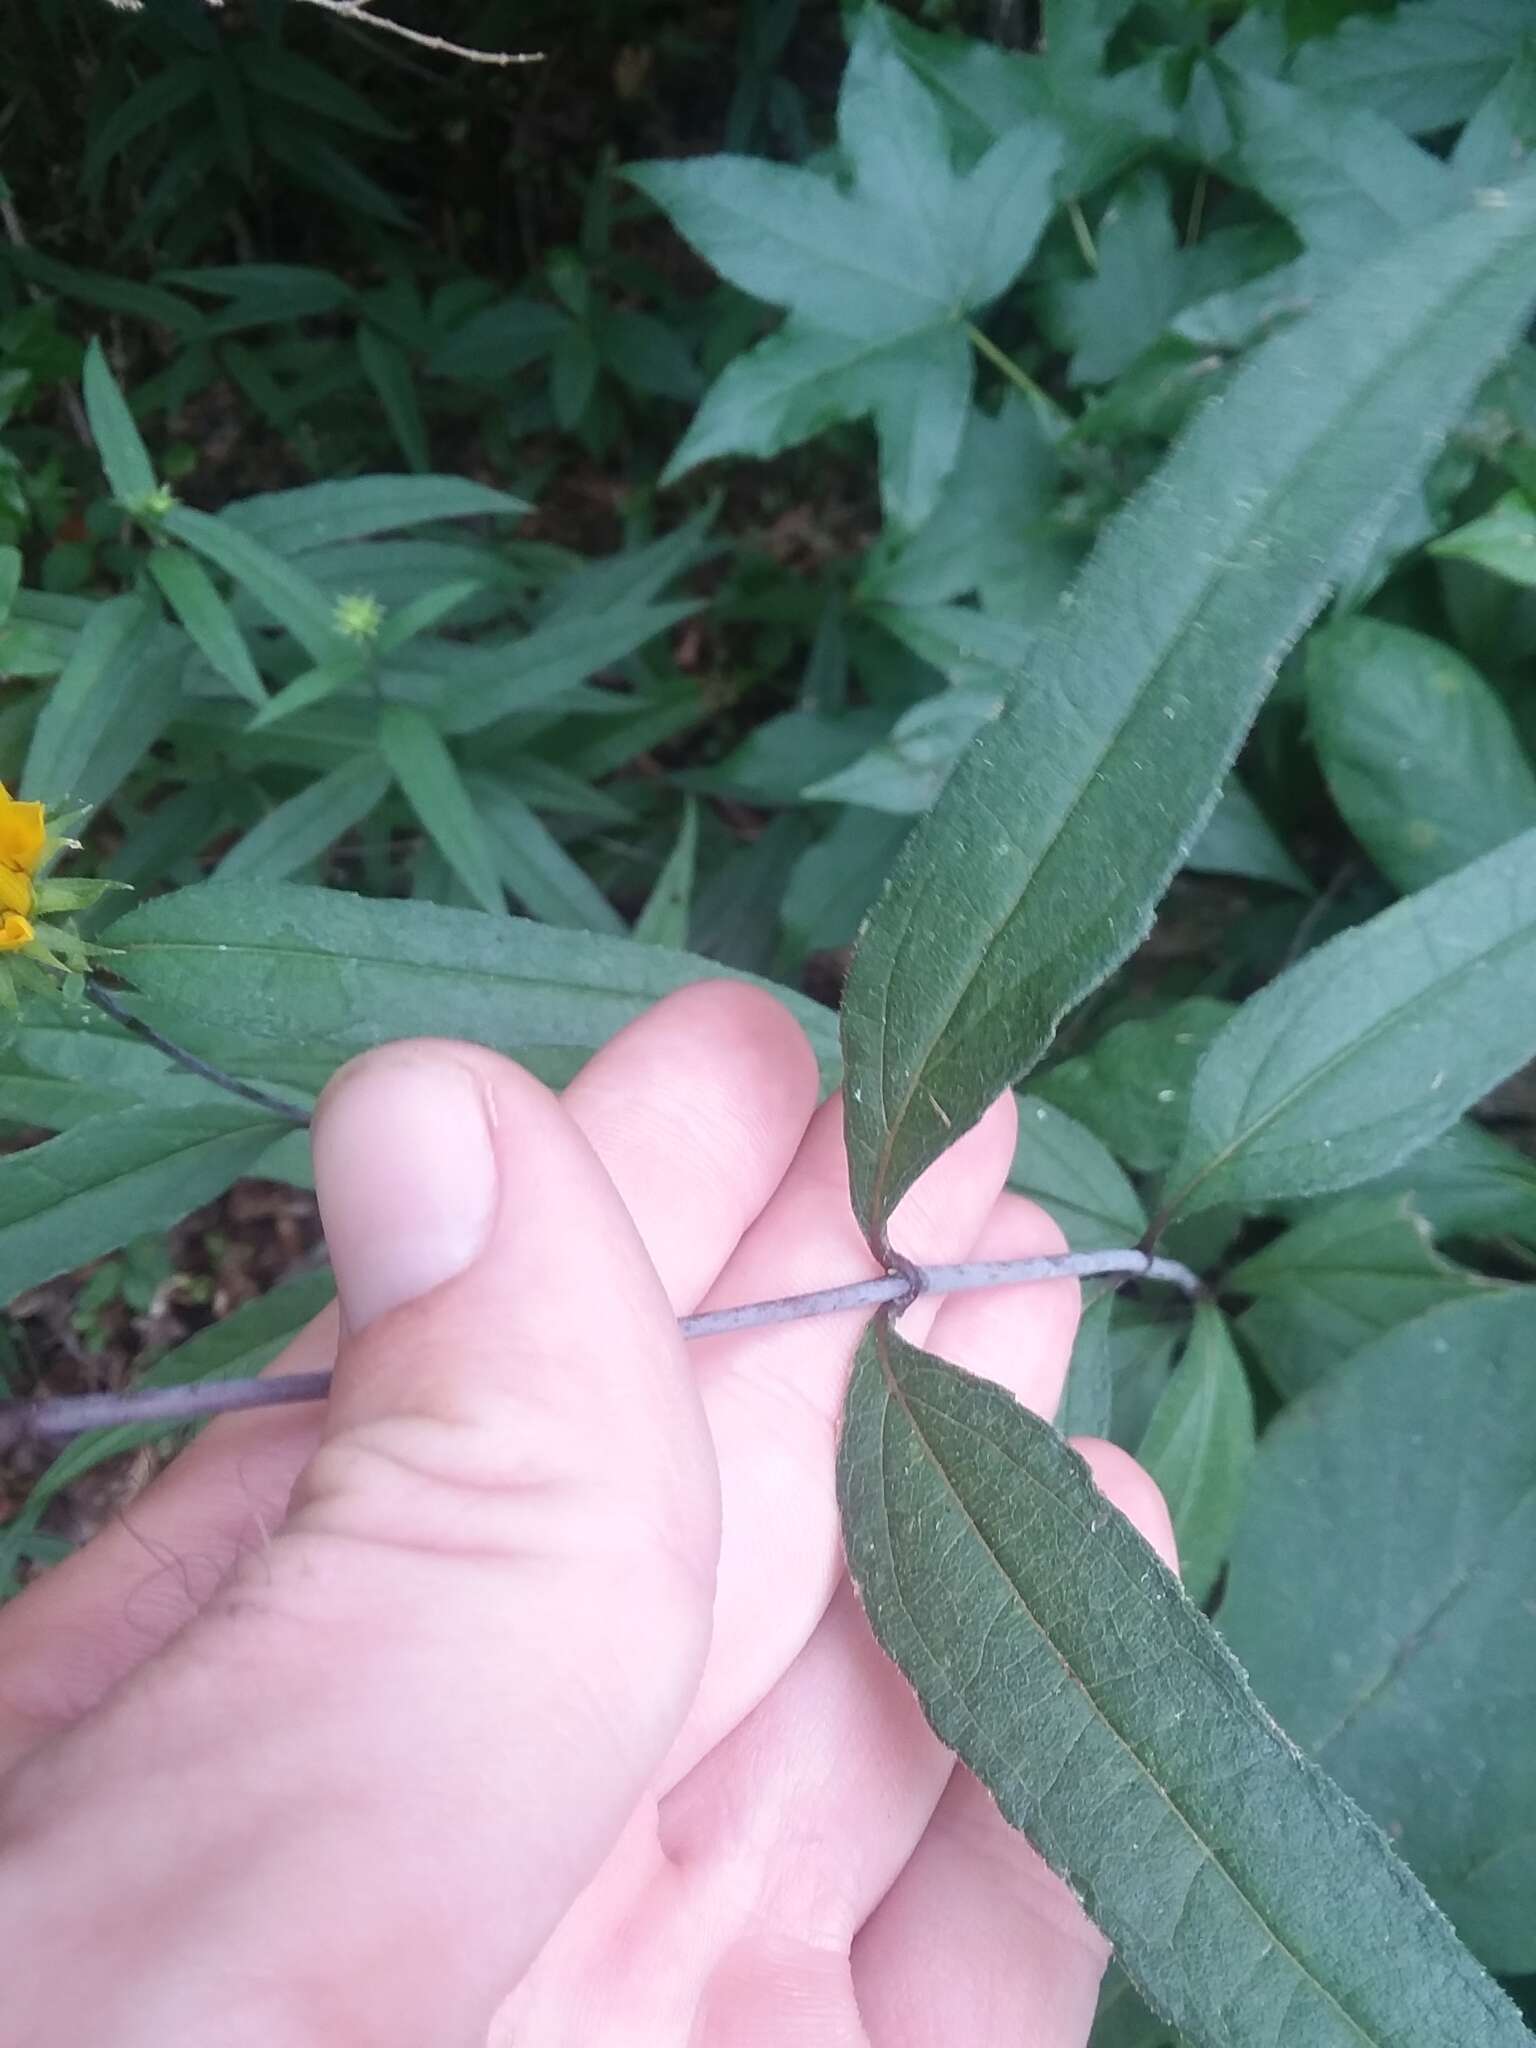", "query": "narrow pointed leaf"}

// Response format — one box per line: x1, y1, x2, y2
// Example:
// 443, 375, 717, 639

378, 704, 504, 916
633, 798, 698, 947
841, 173, 1536, 1237
82, 338, 157, 505
1137, 1303, 1254, 1603
215, 755, 392, 880
837, 1319, 1529, 2047
1165, 826, 1536, 1219
162, 504, 339, 661
149, 547, 267, 708
0, 1105, 285, 1305
112, 882, 841, 1086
